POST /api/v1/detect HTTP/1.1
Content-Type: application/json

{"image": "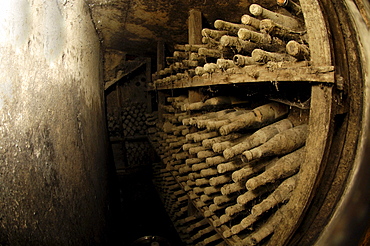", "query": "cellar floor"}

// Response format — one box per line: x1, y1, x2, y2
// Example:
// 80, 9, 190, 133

113, 167, 185, 246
